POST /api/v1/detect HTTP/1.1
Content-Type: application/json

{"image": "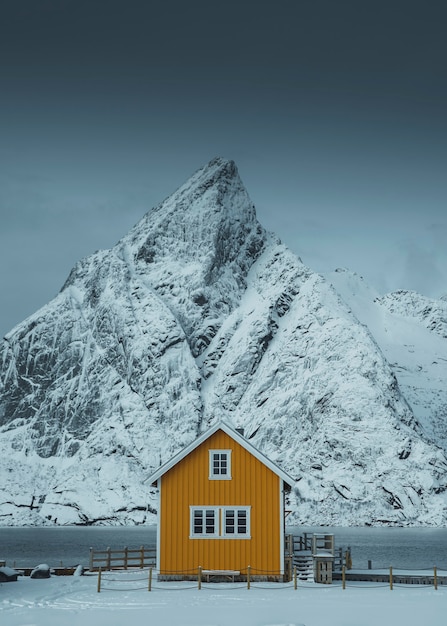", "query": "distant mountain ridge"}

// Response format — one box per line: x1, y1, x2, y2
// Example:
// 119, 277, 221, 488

1, 158, 446, 526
